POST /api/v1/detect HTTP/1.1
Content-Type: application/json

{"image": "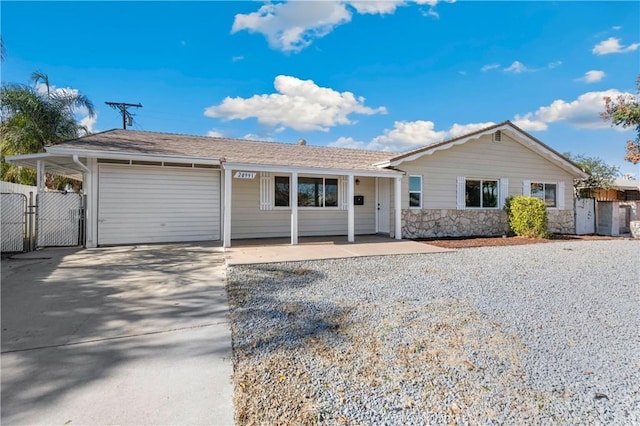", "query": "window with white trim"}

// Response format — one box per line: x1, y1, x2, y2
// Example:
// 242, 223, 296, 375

465, 179, 499, 208
298, 177, 339, 207
273, 176, 339, 207
274, 176, 290, 207
530, 182, 557, 207
409, 175, 422, 208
